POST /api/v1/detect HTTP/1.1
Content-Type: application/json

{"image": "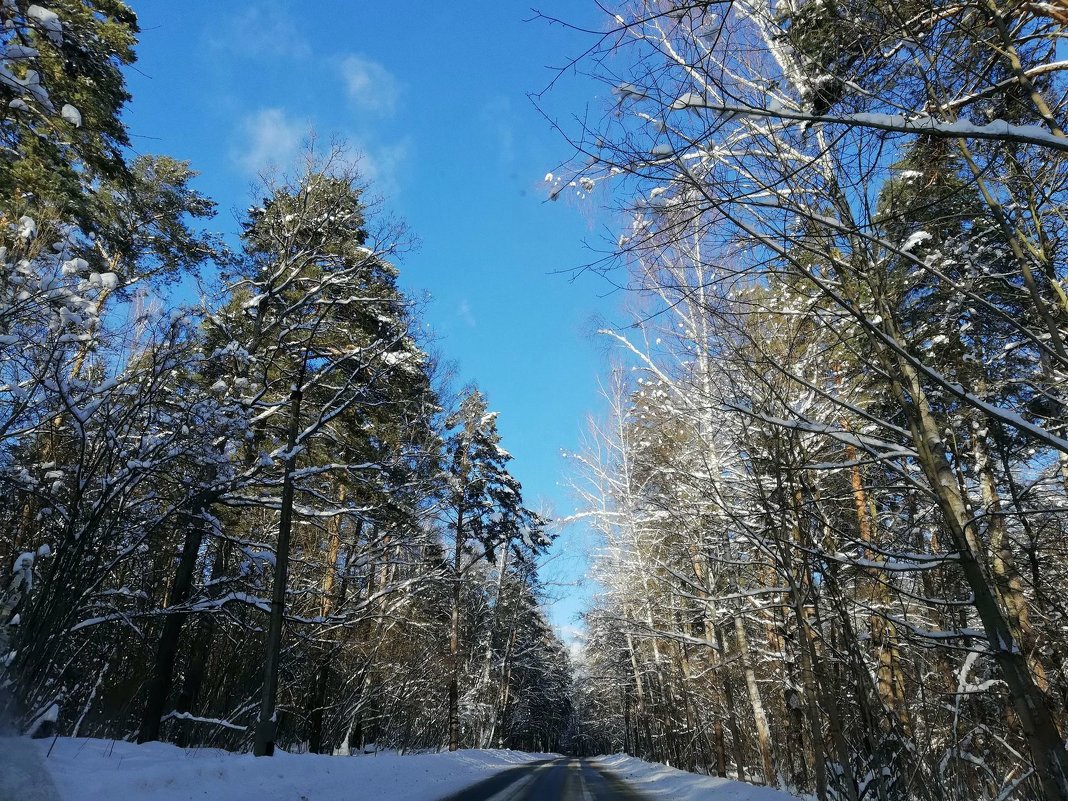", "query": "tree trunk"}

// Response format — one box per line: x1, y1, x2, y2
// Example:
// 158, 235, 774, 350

308, 492, 346, 754
735, 613, 777, 785
974, 430, 1047, 690
307, 660, 331, 754
448, 504, 463, 752
137, 505, 210, 743
623, 626, 650, 758
810, 603, 860, 801
714, 622, 747, 783
887, 355, 1068, 801
713, 713, 727, 778
844, 442, 909, 727
478, 544, 509, 747
253, 385, 302, 757
488, 624, 517, 749
173, 538, 229, 748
